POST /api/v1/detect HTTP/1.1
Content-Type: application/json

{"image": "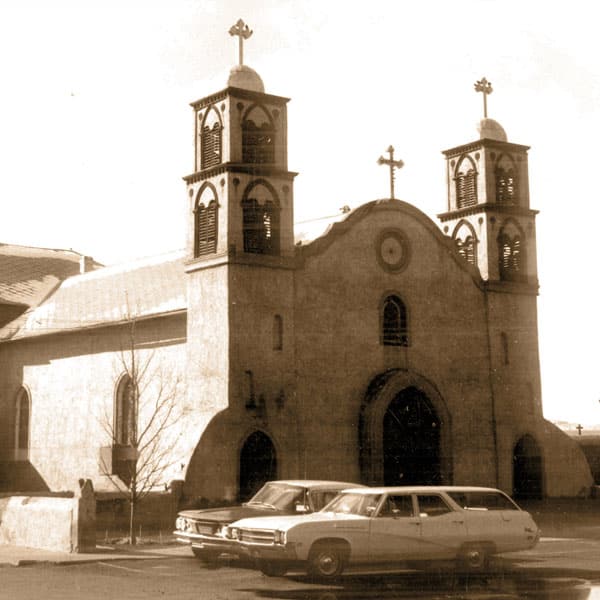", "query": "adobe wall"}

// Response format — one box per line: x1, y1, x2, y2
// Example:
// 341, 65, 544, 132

293, 203, 497, 487
0, 479, 95, 552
